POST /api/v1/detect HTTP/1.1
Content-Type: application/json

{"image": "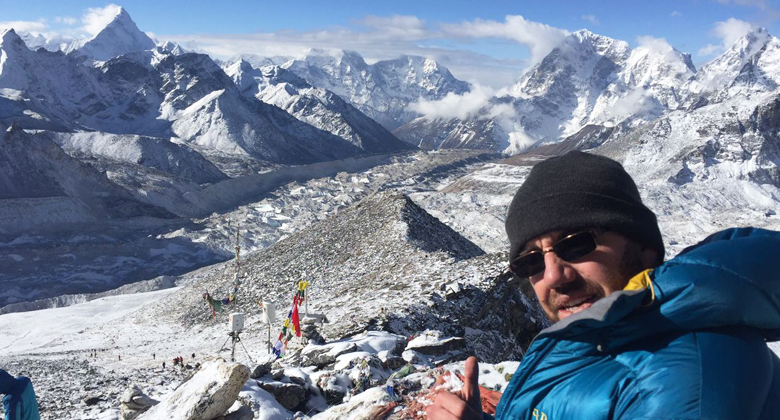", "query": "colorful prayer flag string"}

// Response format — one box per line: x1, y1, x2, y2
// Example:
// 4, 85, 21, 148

271, 280, 309, 358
